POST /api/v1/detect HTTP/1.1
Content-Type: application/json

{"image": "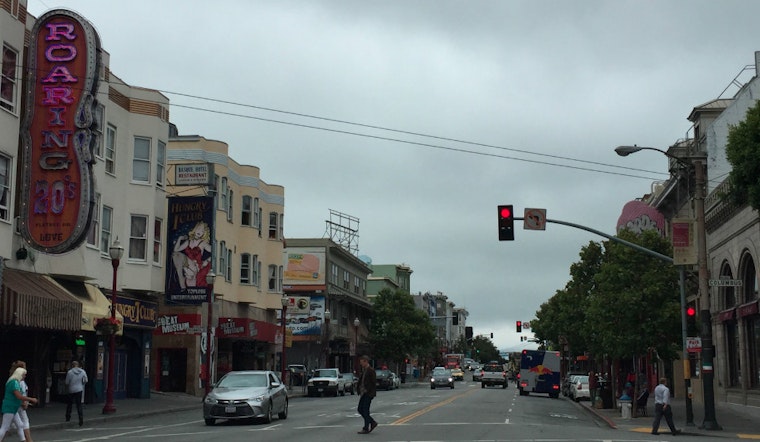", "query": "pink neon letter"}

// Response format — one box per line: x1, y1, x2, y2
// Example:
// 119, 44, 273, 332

45, 44, 77, 62
42, 86, 74, 105
45, 23, 76, 41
